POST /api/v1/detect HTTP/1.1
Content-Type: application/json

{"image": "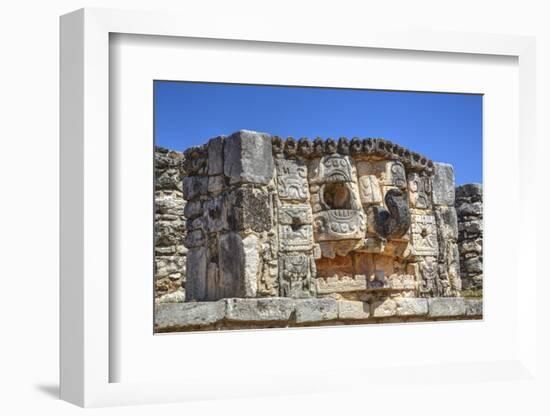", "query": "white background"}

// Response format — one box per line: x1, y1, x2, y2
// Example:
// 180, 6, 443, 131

1, 0, 549, 415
